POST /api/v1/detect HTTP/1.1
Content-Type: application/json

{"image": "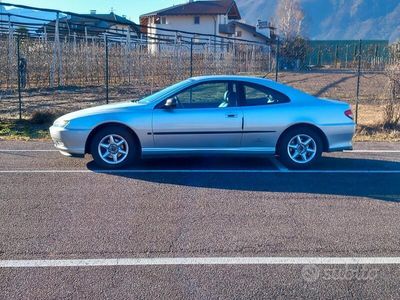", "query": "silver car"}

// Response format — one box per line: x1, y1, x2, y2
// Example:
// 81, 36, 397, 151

50, 75, 355, 169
